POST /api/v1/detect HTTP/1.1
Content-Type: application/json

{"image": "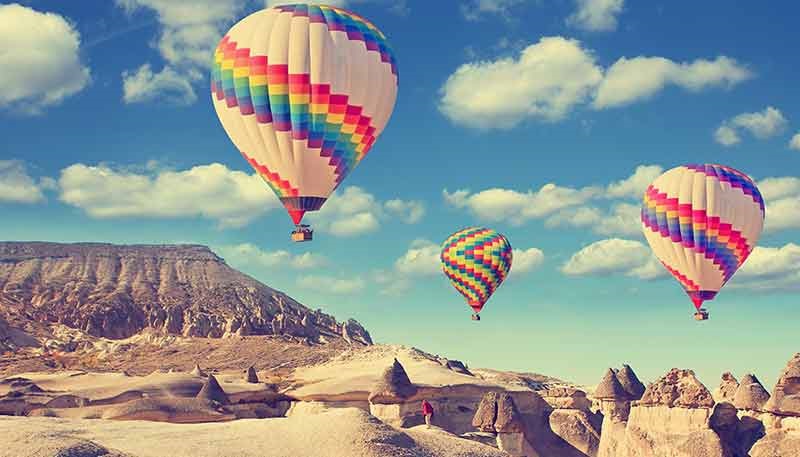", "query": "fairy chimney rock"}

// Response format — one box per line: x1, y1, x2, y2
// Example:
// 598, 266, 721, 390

733, 373, 770, 411
190, 364, 206, 377
368, 358, 417, 404
713, 372, 739, 403
196, 374, 229, 405
595, 368, 631, 400
765, 353, 800, 416
639, 368, 714, 408
246, 366, 259, 384
616, 364, 646, 400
